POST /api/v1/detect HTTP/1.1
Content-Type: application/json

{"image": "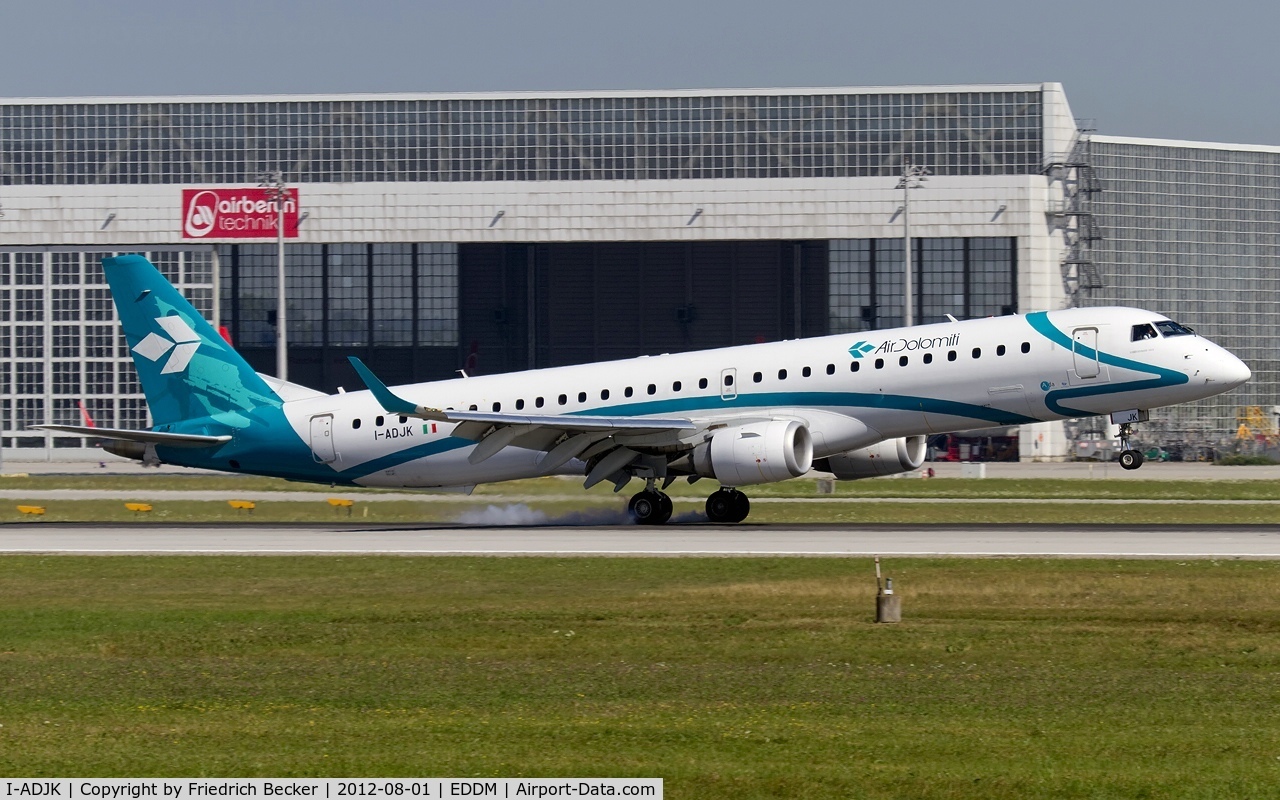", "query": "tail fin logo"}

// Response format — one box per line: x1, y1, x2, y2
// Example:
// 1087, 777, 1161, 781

133, 316, 202, 374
